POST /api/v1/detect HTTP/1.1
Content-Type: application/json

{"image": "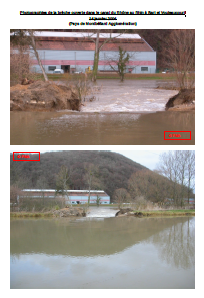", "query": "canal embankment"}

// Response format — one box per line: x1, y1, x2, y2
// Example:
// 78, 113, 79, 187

10, 77, 195, 113
10, 208, 195, 218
